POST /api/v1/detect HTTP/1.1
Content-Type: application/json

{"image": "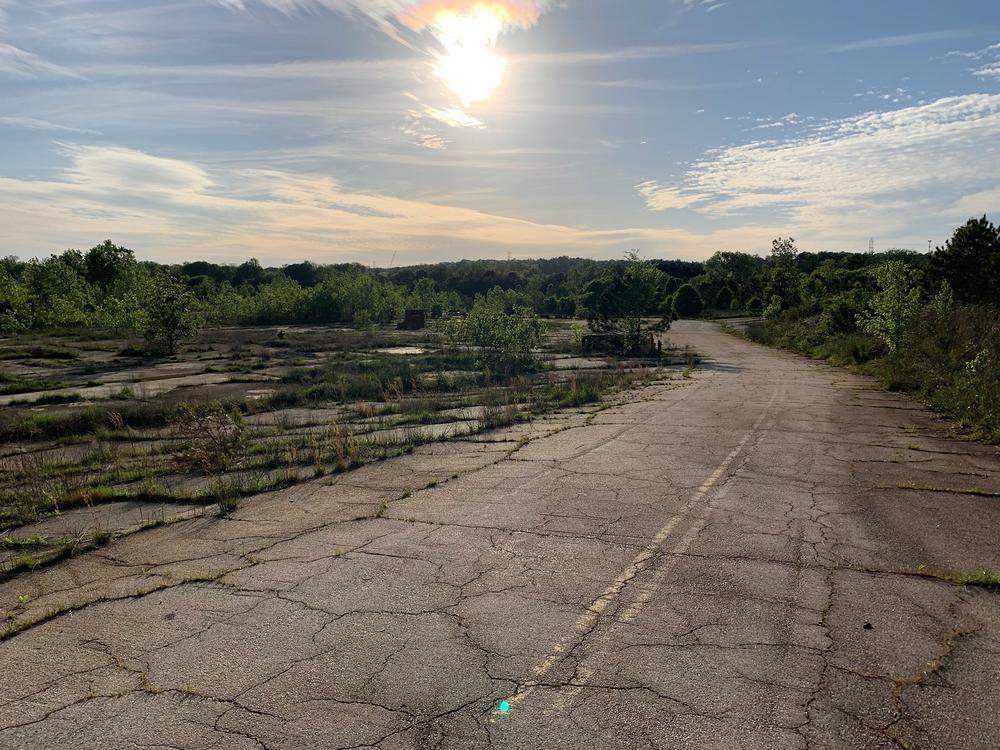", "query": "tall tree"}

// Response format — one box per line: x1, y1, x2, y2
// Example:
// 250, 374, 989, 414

931, 216, 1000, 305
765, 237, 802, 310
143, 274, 201, 355
84, 240, 136, 290
580, 251, 667, 353
857, 261, 923, 353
